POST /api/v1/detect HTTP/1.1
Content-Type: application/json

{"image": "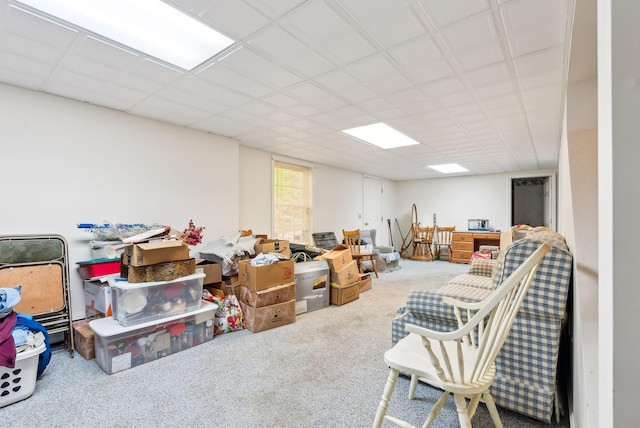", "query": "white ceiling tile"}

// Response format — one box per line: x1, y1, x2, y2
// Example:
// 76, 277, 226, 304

314, 69, 361, 92
76, 36, 140, 69
62, 56, 118, 81
260, 67, 303, 89
437, 91, 475, 107
346, 55, 398, 82
261, 92, 299, 108
244, 0, 306, 20
286, 50, 335, 78
408, 59, 455, 85
476, 80, 517, 99
0, 50, 53, 80
0, 31, 65, 64
421, 77, 466, 98
196, 63, 244, 87
388, 35, 443, 68
500, 0, 568, 35
512, 45, 565, 78
465, 62, 512, 87
319, 31, 377, 64
368, 73, 413, 95
201, 1, 269, 39
507, 22, 566, 58
285, 1, 349, 43
247, 25, 307, 62
416, 0, 489, 28
357, 9, 426, 49
438, 11, 498, 53
456, 41, 505, 71
217, 46, 277, 77
340, 85, 378, 103
131, 59, 183, 85
0, 67, 44, 89
6, 4, 78, 48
